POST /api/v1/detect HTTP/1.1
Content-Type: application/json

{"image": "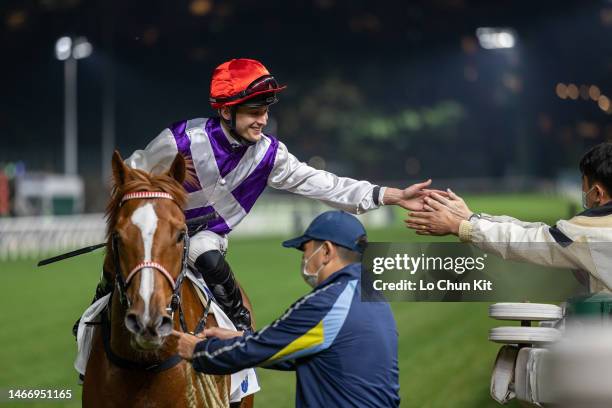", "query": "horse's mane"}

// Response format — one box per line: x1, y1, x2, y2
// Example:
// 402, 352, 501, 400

105, 166, 189, 242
